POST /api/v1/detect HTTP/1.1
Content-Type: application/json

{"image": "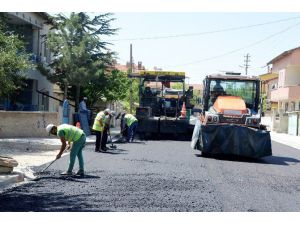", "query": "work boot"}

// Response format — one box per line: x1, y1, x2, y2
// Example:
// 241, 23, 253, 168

75, 170, 84, 177
60, 171, 73, 176
101, 146, 109, 151
95, 148, 100, 152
